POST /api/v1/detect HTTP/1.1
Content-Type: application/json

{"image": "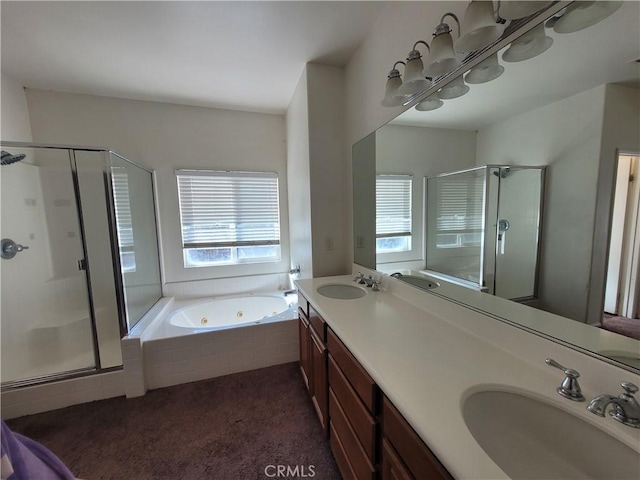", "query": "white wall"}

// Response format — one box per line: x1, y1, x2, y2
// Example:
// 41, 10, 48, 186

588, 84, 640, 324
477, 85, 608, 322
25, 89, 290, 289
1, 73, 33, 142
286, 68, 313, 279
286, 63, 348, 279
306, 63, 348, 277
